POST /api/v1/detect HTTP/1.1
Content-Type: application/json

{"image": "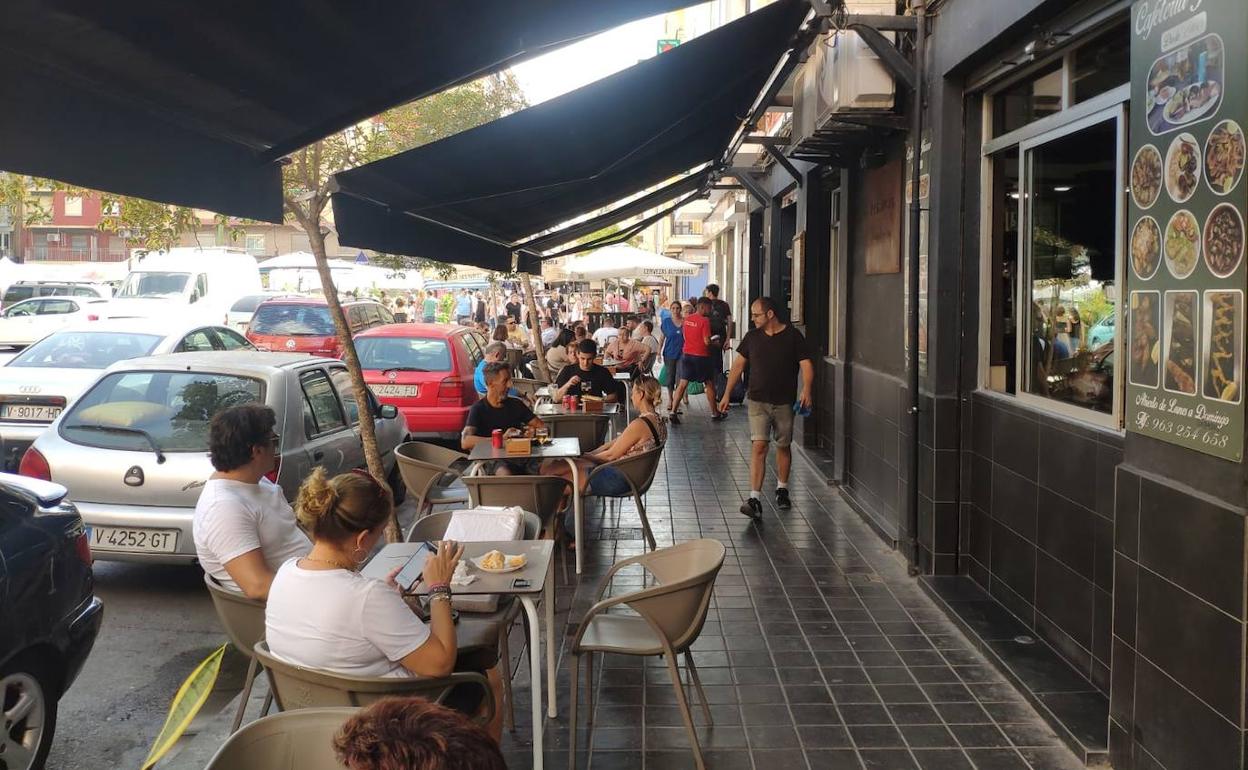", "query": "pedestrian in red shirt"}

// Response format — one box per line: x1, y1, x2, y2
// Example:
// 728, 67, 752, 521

669, 298, 724, 423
